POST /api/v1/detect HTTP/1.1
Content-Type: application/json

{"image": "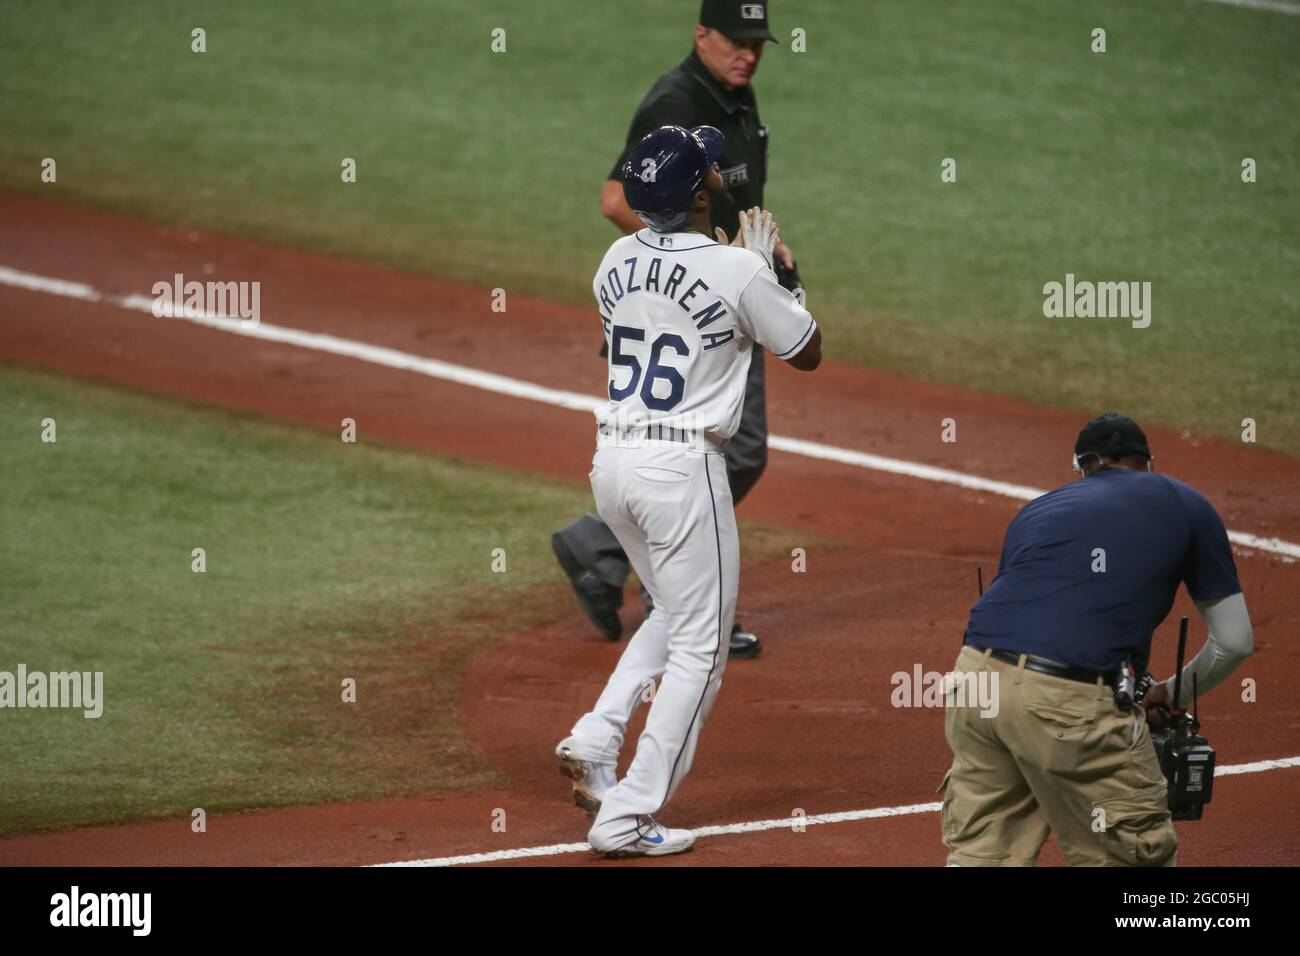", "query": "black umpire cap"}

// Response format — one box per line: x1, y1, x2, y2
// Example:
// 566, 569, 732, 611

700, 0, 778, 42
1074, 413, 1153, 463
